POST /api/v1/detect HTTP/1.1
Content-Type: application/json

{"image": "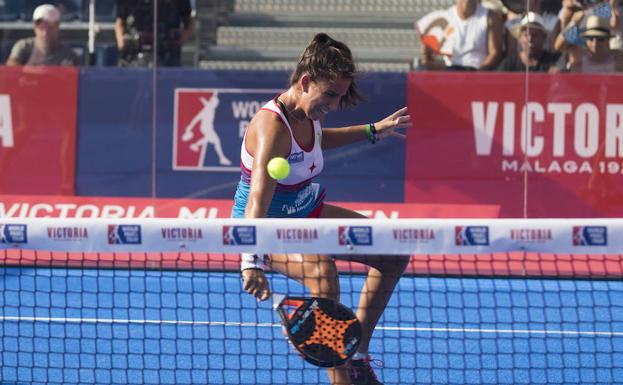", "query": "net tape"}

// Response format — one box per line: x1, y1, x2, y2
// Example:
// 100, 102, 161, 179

0, 218, 619, 254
